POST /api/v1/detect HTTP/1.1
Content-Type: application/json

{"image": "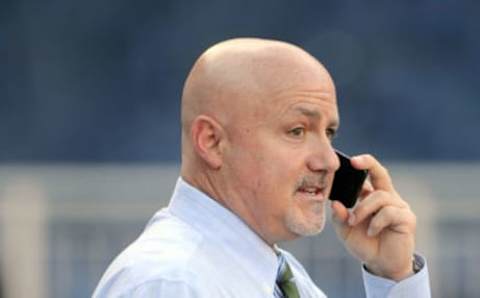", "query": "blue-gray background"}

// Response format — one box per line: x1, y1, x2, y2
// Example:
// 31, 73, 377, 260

2, 0, 479, 162
2, 2, 480, 298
